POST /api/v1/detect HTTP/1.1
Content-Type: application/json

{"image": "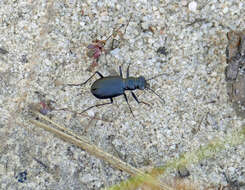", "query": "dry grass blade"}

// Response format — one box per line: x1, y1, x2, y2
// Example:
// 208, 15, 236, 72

108, 126, 245, 190
29, 111, 173, 190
